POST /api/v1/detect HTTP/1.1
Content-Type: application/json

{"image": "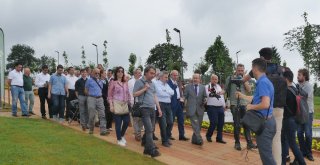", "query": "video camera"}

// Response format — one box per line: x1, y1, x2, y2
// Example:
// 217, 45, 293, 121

208, 85, 221, 100
230, 75, 243, 91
